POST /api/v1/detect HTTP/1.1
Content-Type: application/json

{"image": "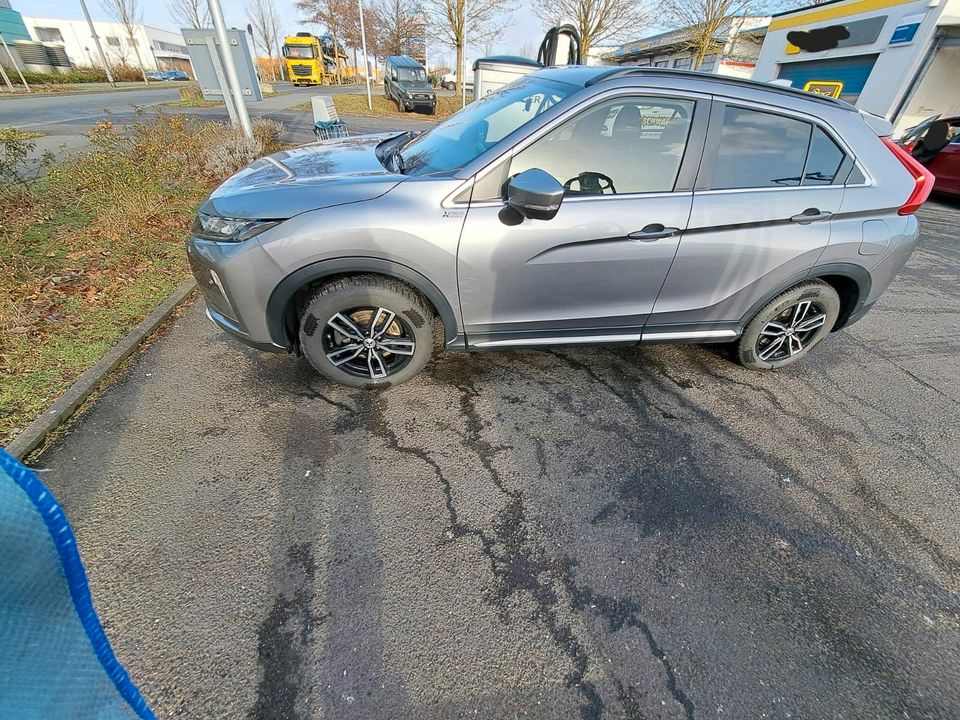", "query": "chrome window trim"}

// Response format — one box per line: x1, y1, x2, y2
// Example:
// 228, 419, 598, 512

466, 189, 693, 209
693, 185, 837, 196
